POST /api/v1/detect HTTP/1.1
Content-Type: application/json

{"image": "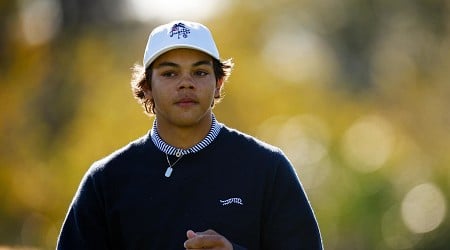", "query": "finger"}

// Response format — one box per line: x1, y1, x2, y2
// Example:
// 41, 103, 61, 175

186, 229, 197, 239
184, 233, 230, 249
196, 229, 218, 236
